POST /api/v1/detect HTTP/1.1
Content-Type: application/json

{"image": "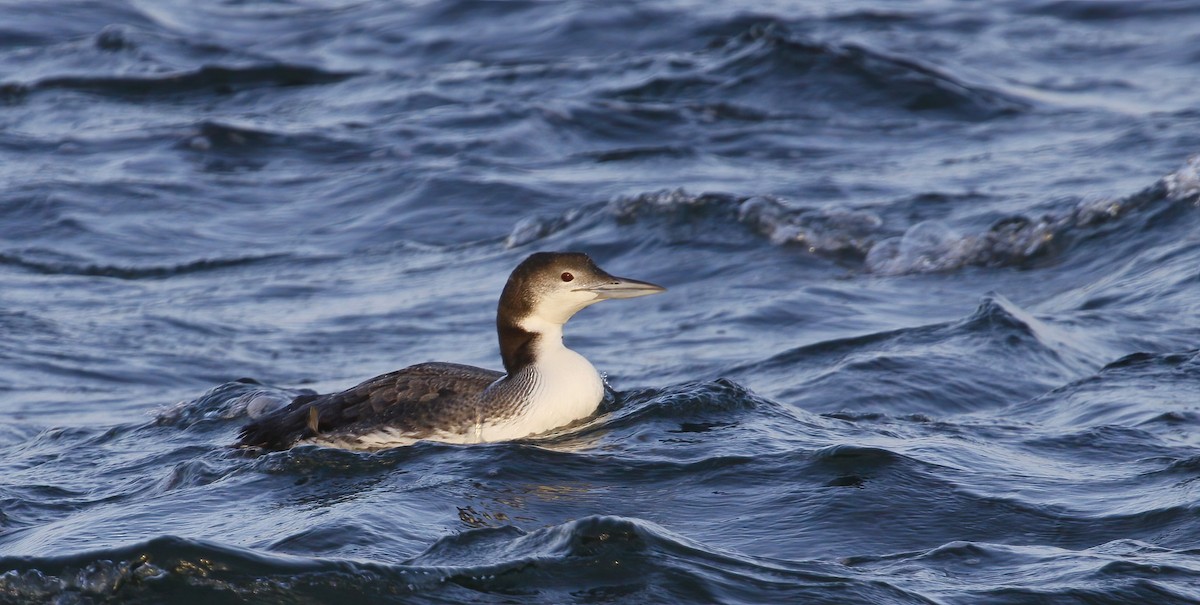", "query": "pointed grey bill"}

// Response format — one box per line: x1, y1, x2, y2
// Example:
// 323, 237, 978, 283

581, 276, 666, 299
